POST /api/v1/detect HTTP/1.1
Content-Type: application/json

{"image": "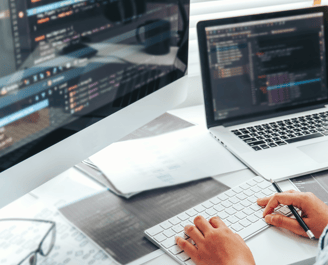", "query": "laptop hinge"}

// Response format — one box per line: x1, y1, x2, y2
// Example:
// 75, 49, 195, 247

221, 104, 327, 127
